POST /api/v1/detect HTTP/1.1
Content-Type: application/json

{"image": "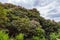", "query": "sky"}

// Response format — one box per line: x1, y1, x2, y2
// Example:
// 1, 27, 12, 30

0, 0, 60, 22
